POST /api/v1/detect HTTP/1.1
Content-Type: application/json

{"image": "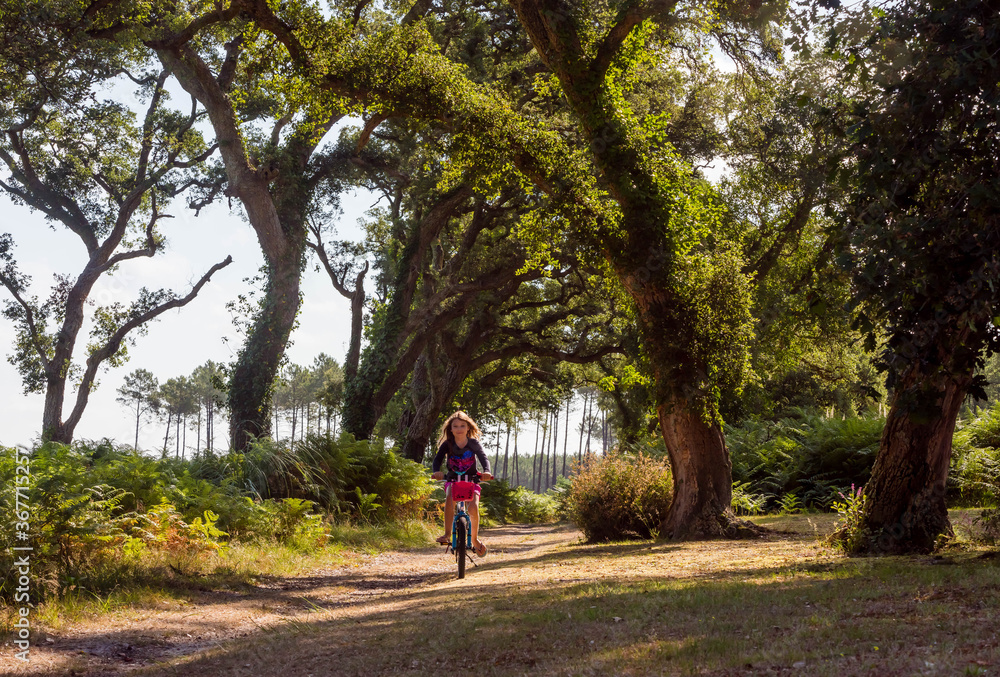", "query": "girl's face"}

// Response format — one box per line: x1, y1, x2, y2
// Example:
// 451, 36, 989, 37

450, 418, 470, 438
